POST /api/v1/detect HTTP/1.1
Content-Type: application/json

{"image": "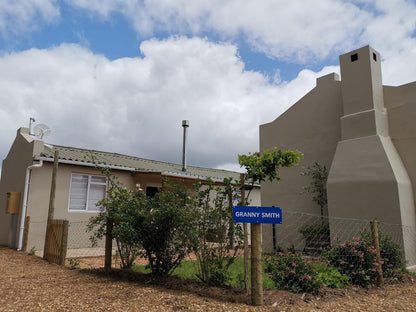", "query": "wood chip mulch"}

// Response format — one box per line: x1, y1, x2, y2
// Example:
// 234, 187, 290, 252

1, 247, 416, 311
